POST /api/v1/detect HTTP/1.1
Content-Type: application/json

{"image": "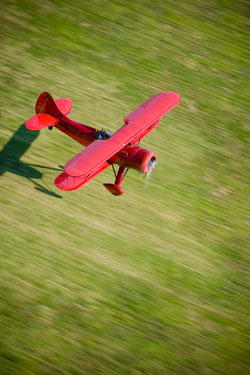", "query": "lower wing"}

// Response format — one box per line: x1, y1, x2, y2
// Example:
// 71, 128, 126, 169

55, 160, 110, 190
